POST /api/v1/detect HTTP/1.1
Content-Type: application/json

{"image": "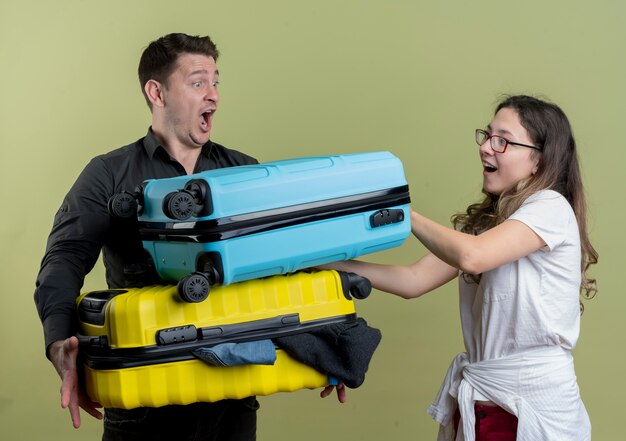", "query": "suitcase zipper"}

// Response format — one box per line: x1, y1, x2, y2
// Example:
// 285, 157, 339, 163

138, 186, 410, 242
80, 313, 357, 370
